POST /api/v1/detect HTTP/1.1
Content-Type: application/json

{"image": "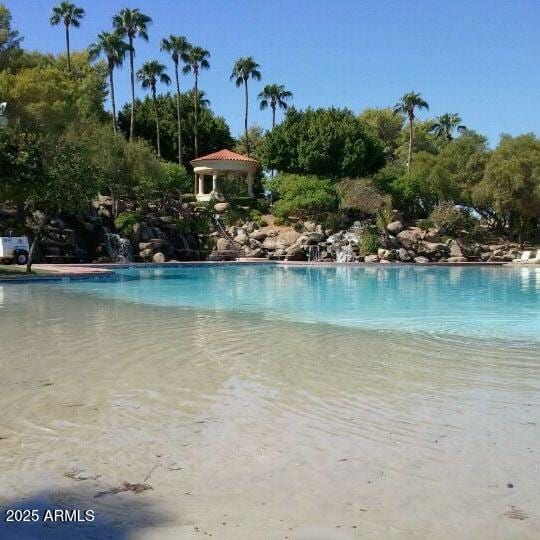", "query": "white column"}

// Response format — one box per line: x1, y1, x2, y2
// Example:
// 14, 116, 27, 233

212, 173, 218, 194
247, 173, 254, 198
198, 174, 204, 195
